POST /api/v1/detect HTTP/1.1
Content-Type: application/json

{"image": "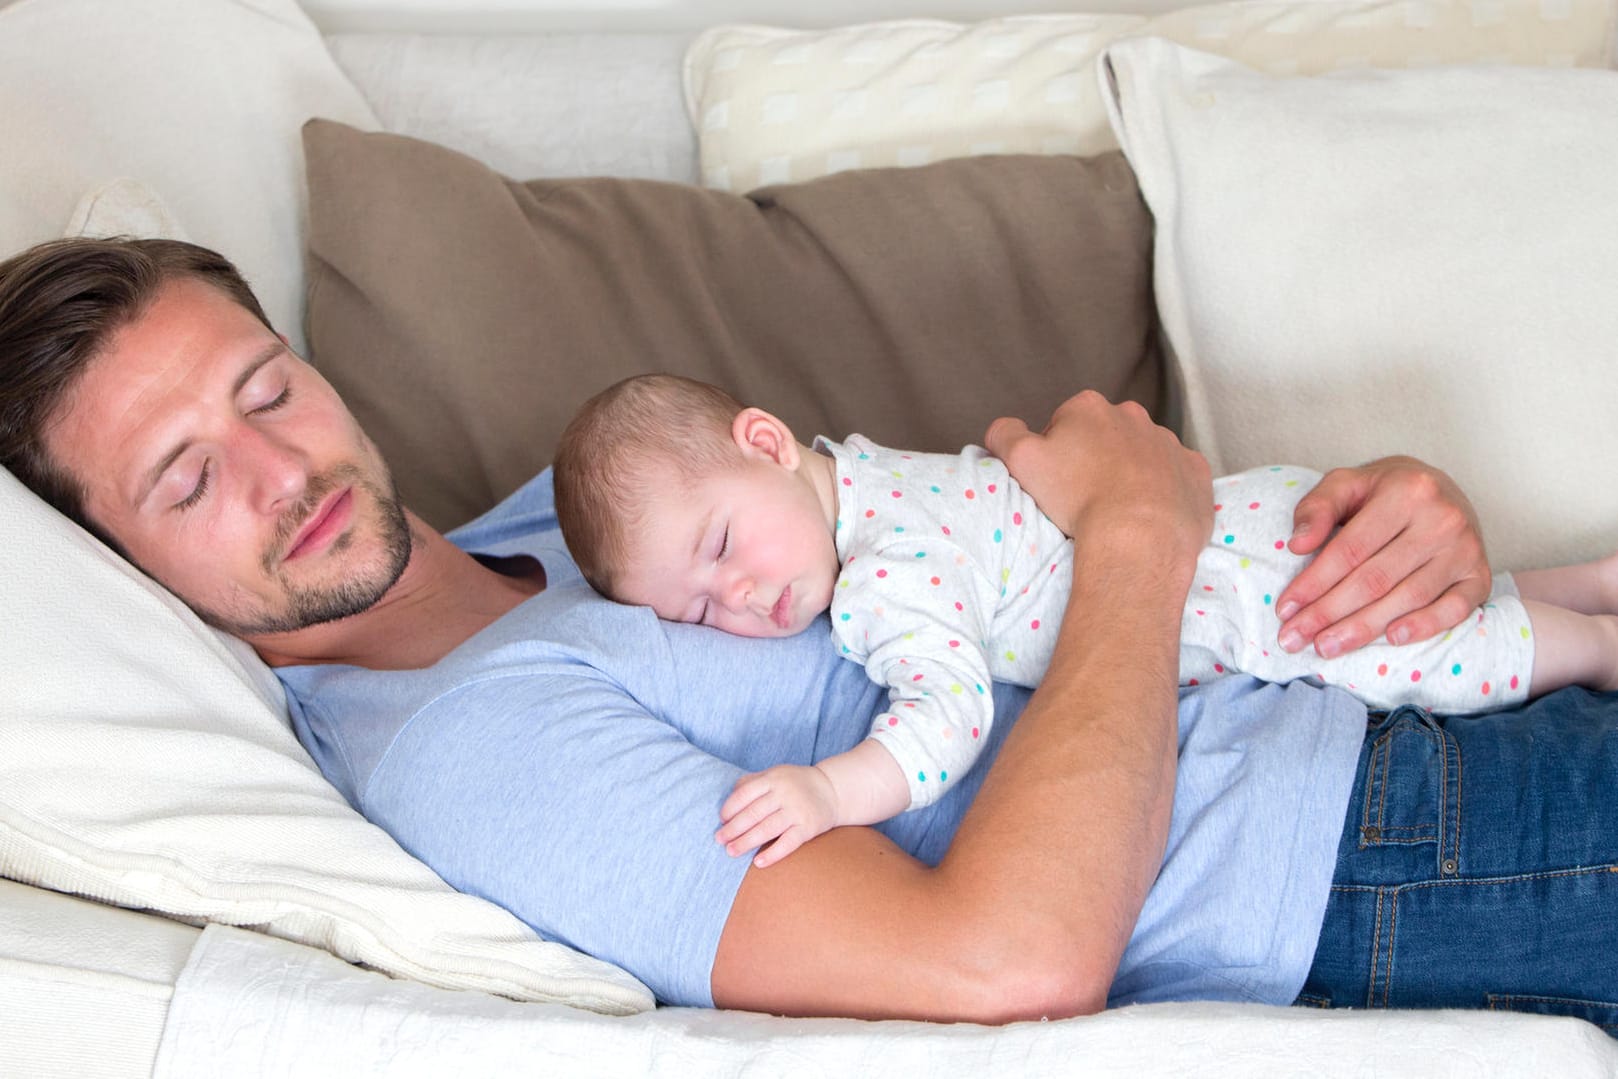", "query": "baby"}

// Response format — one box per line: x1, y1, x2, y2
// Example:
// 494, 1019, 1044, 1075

553, 374, 1618, 867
